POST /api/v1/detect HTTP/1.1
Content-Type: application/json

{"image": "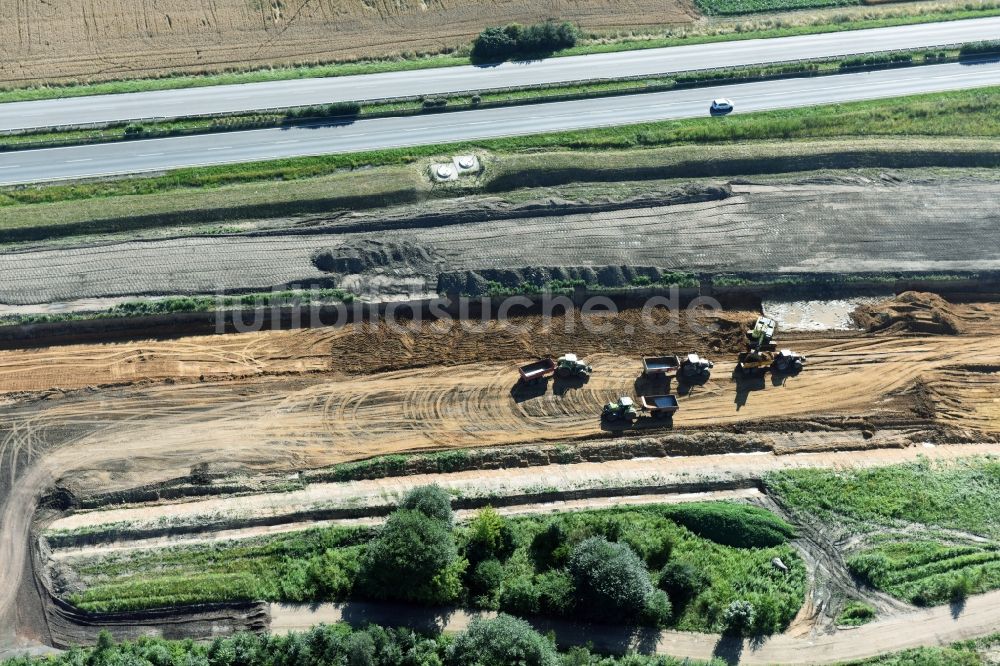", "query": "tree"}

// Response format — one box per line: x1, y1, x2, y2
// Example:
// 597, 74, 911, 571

567, 536, 654, 620
464, 506, 515, 563
362, 509, 462, 604
399, 484, 453, 523
723, 600, 756, 635
658, 561, 706, 602
447, 614, 559, 666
